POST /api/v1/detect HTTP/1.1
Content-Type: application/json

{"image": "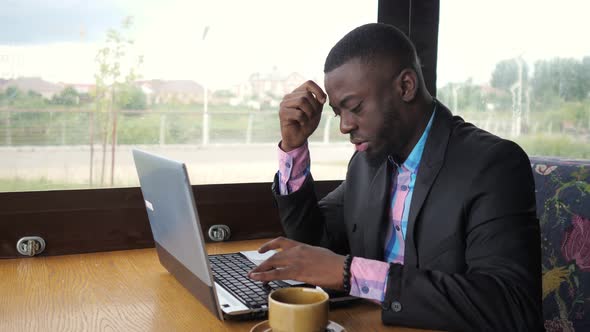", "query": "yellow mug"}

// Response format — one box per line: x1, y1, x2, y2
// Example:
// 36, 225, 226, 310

268, 287, 329, 332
